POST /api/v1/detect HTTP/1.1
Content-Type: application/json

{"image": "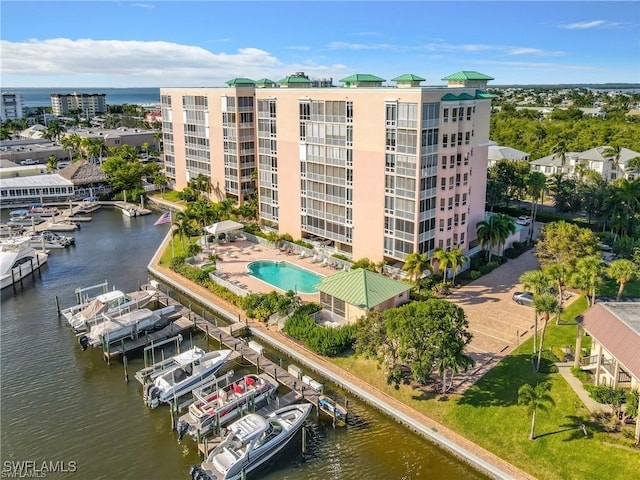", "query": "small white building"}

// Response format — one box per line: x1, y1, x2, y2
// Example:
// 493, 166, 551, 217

0, 174, 75, 205
1, 92, 24, 121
